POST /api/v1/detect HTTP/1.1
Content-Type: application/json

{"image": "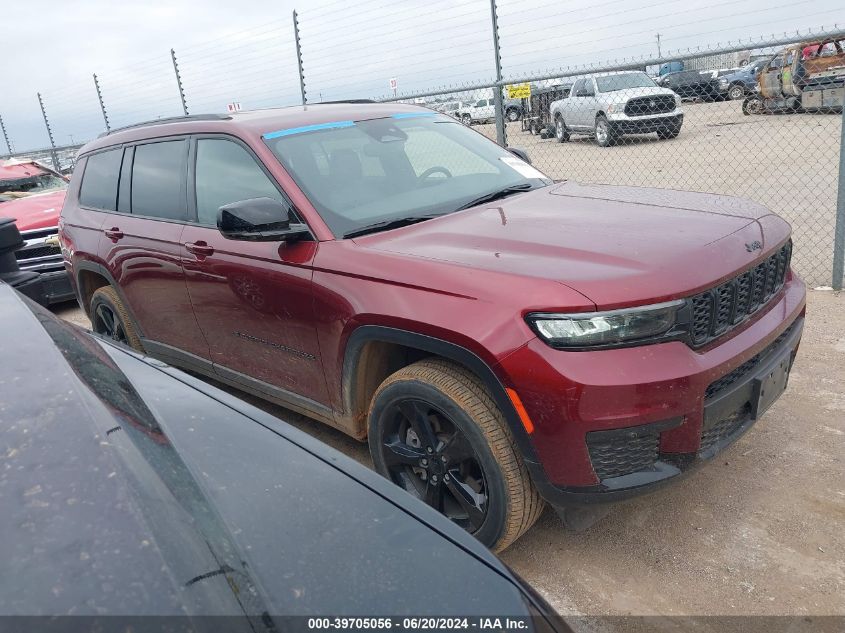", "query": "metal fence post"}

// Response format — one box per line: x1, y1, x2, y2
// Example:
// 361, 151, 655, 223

488, 0, 506, 146
93, 73, 110, 132
833, 105, 845, 290
0, 114, 11, 155
171, 48, 189, 116
293, 10, 307, 105
36, 93, 60, 171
